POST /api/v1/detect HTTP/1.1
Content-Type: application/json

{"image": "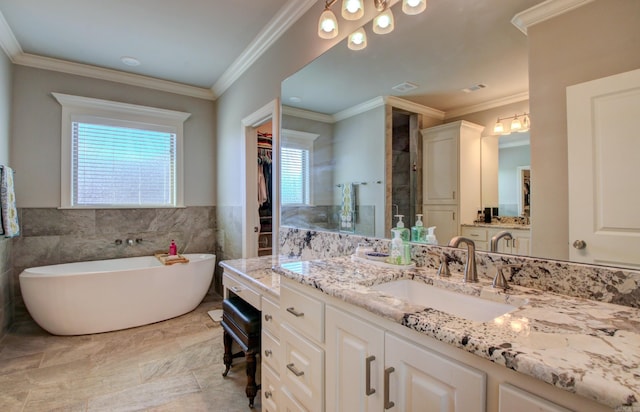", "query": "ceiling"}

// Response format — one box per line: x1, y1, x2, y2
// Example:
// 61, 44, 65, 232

0, 0, 547, 111
0, 0, 315, 98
